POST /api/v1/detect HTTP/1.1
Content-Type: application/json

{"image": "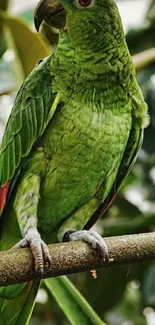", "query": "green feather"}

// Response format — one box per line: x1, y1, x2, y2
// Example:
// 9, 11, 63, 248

0, 0, 149, 323
0, 56, 55, 186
